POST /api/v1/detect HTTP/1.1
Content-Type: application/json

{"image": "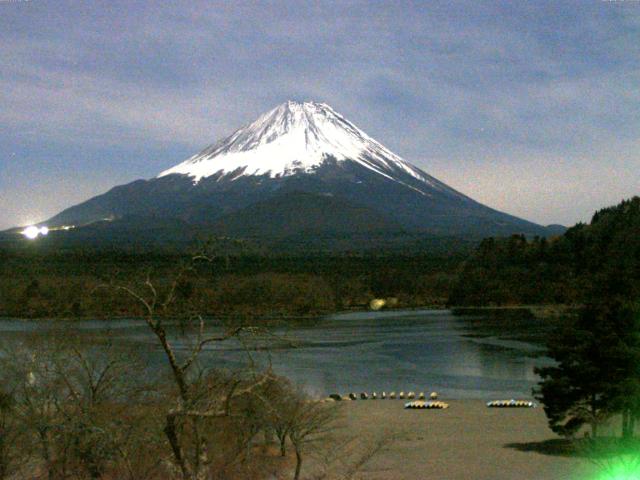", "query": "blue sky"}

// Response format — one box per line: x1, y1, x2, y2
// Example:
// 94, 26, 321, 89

1, 0, 638, 229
